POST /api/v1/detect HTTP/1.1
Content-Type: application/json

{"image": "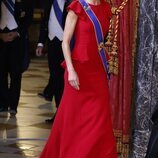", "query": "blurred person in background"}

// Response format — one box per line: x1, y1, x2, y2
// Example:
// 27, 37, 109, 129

0, 0, 33, 116
36, 0, 71, 123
